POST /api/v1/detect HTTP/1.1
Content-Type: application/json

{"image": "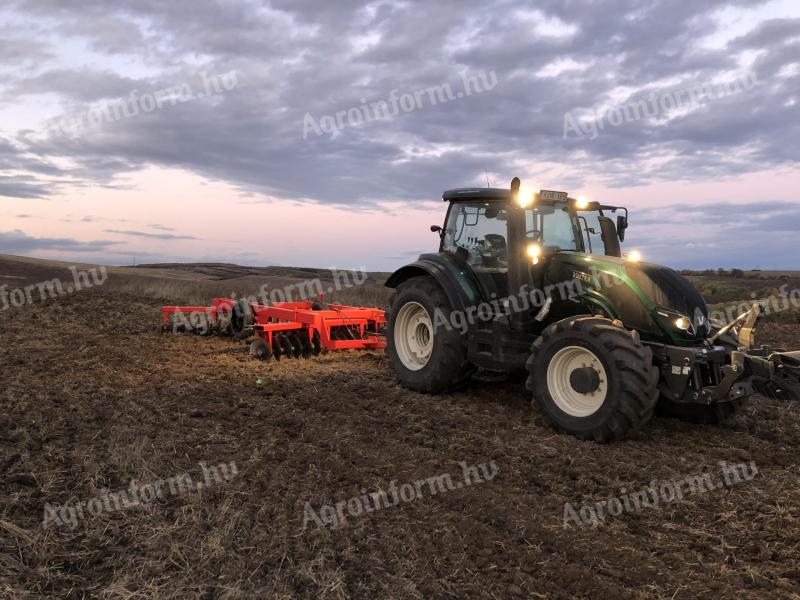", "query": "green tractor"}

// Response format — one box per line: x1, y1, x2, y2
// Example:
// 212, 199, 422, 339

385, 178, 800, 442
